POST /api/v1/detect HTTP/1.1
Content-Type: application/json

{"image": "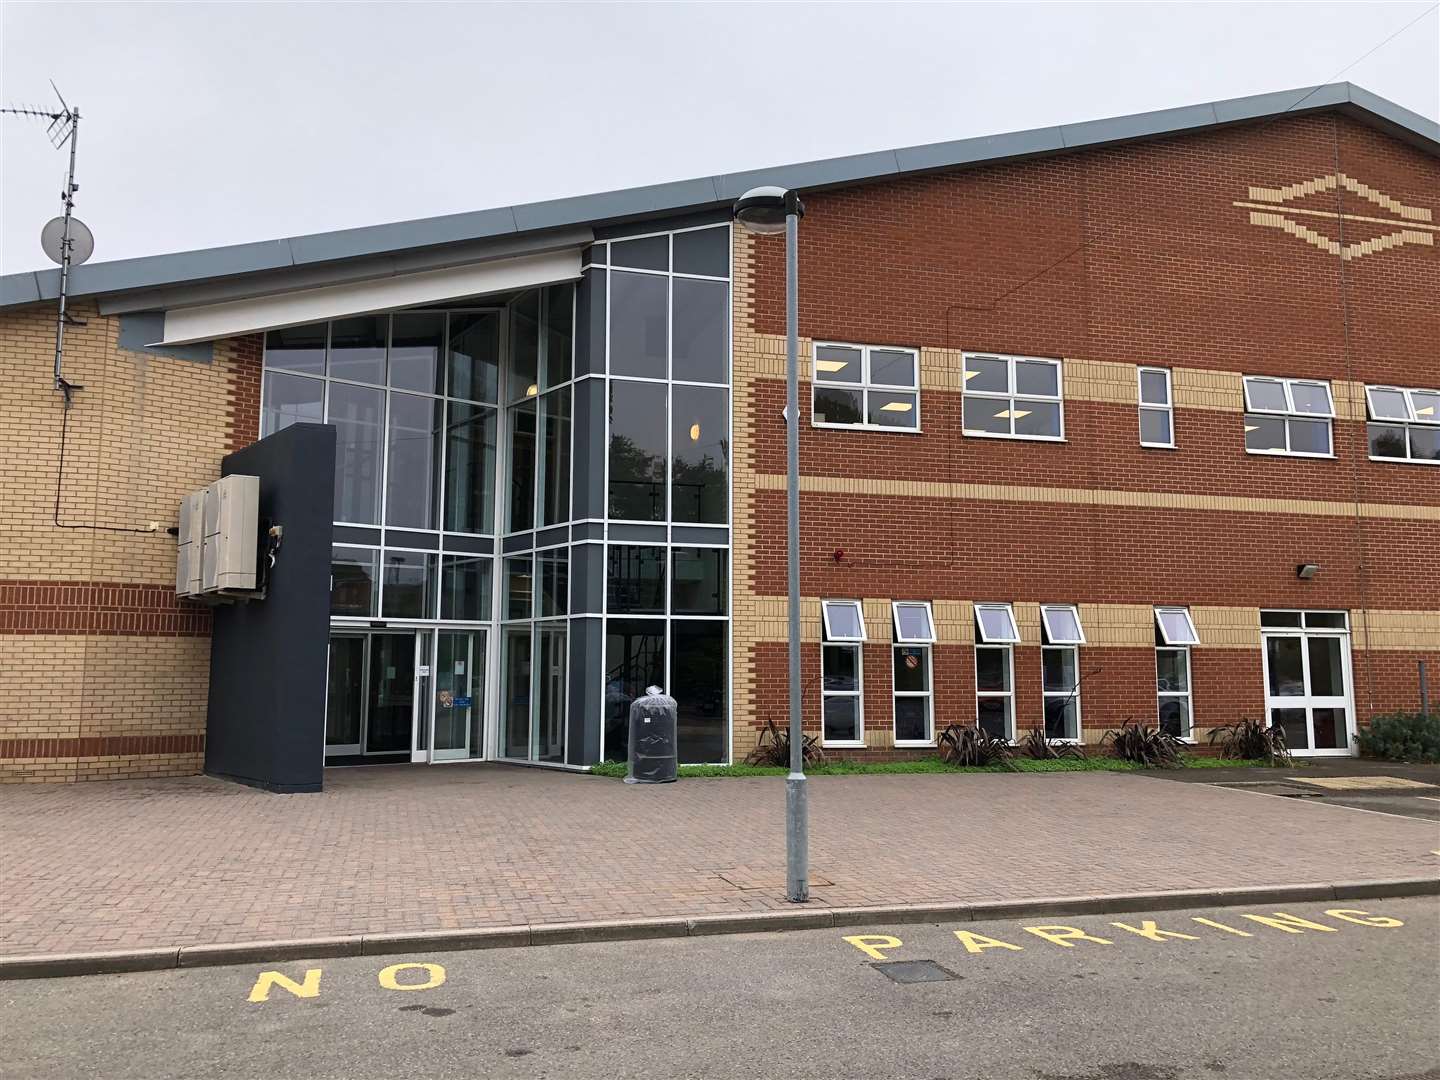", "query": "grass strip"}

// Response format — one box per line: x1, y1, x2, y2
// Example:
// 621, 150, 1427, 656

588, 756, 1270, 779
